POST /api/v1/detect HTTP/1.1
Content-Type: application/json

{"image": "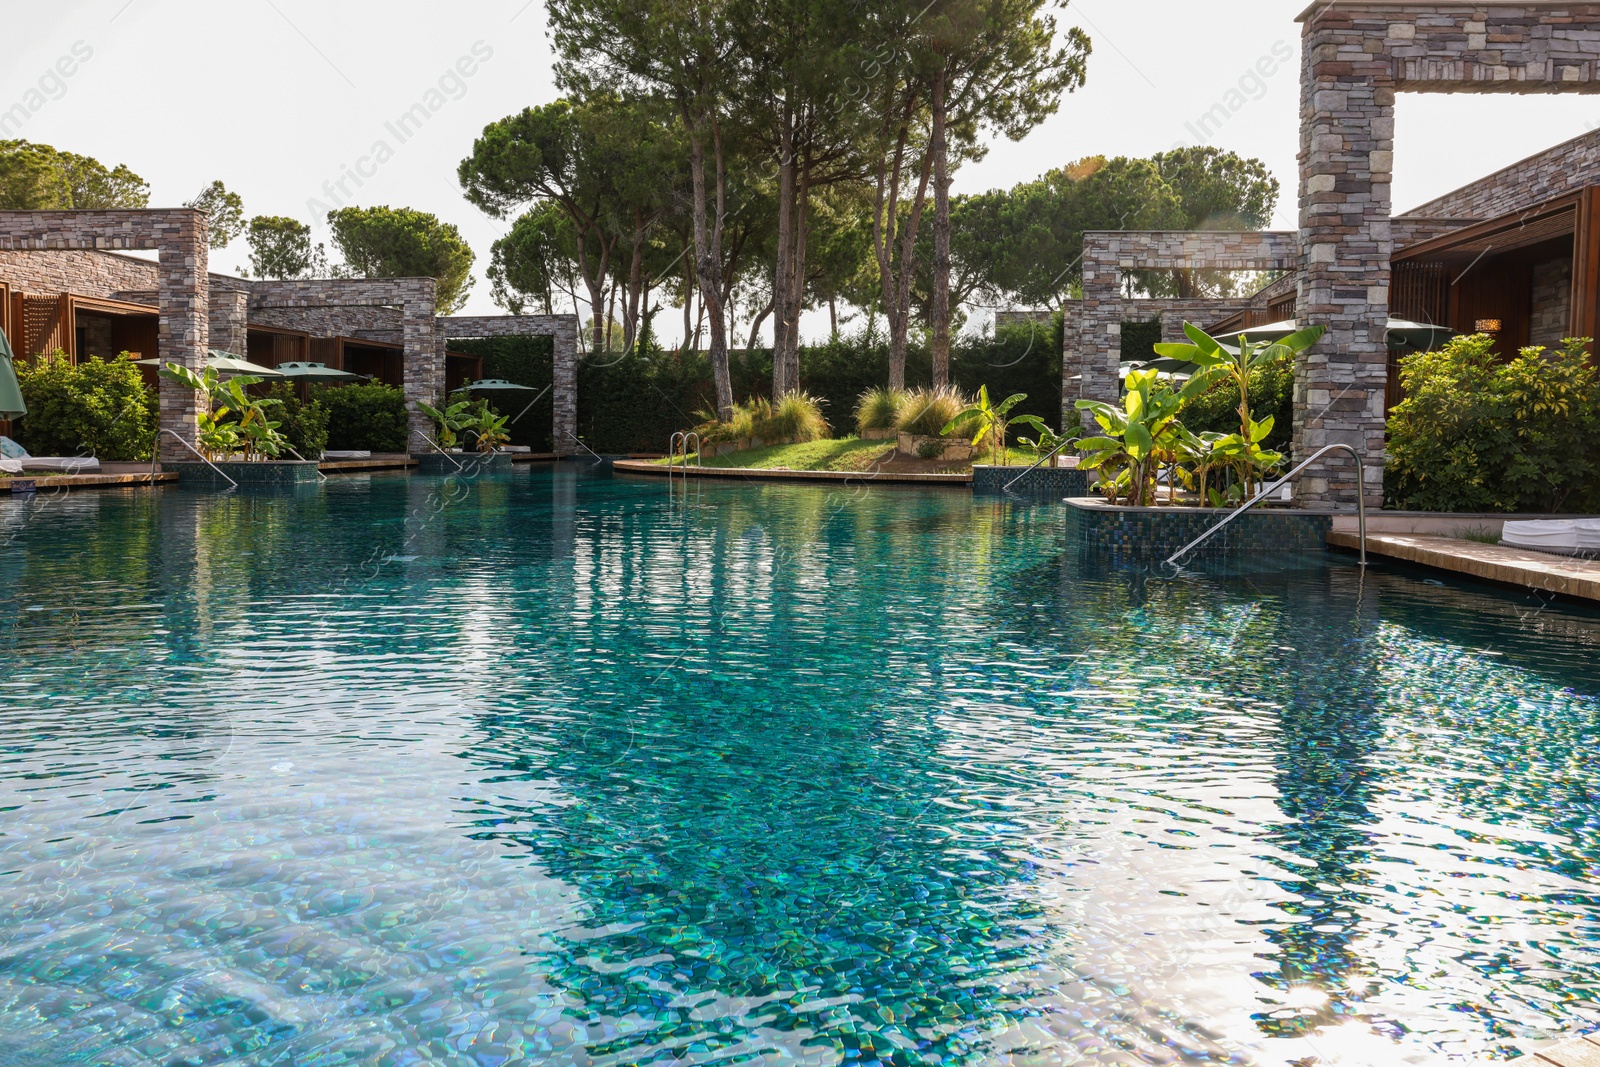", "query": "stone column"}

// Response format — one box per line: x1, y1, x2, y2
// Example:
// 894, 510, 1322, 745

157, 211, 208, 464
551, 318, 578, 457
1058, 303, 1079, 431
1294, 8, 1393, 509
402, 280, 439, 453
207, 288, 248, 358
1077, 245, 1122, 432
